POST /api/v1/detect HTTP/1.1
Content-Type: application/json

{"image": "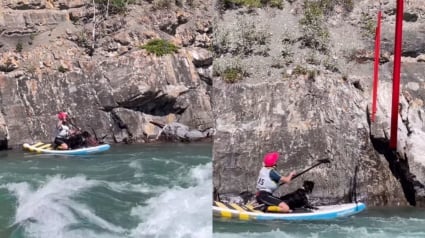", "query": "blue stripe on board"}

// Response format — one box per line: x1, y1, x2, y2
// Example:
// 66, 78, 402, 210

254, 203, 366, 221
